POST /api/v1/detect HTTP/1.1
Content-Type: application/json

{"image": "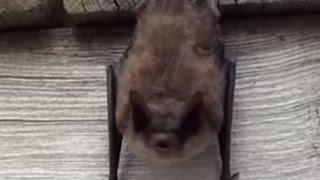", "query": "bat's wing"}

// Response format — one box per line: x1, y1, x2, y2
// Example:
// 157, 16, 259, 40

107, 65, 123, 180
219, 59, 239, 180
